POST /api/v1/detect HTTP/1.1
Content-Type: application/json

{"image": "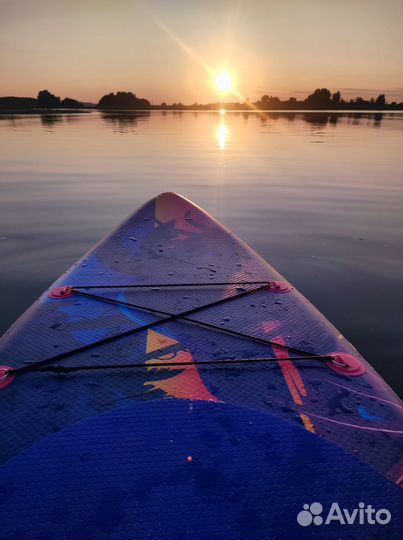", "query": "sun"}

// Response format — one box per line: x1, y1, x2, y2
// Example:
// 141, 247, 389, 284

215, 70, 233, 93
